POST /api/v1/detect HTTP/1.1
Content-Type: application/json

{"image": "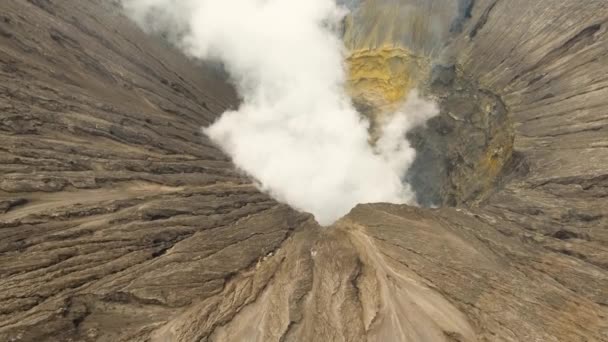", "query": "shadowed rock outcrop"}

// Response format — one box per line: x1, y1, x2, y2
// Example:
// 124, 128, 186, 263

0, 0, 607, 341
